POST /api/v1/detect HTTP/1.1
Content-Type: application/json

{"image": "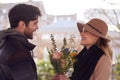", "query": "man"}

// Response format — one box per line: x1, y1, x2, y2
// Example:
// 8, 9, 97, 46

0, 4, 42, 80
0, 64, 14, 80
